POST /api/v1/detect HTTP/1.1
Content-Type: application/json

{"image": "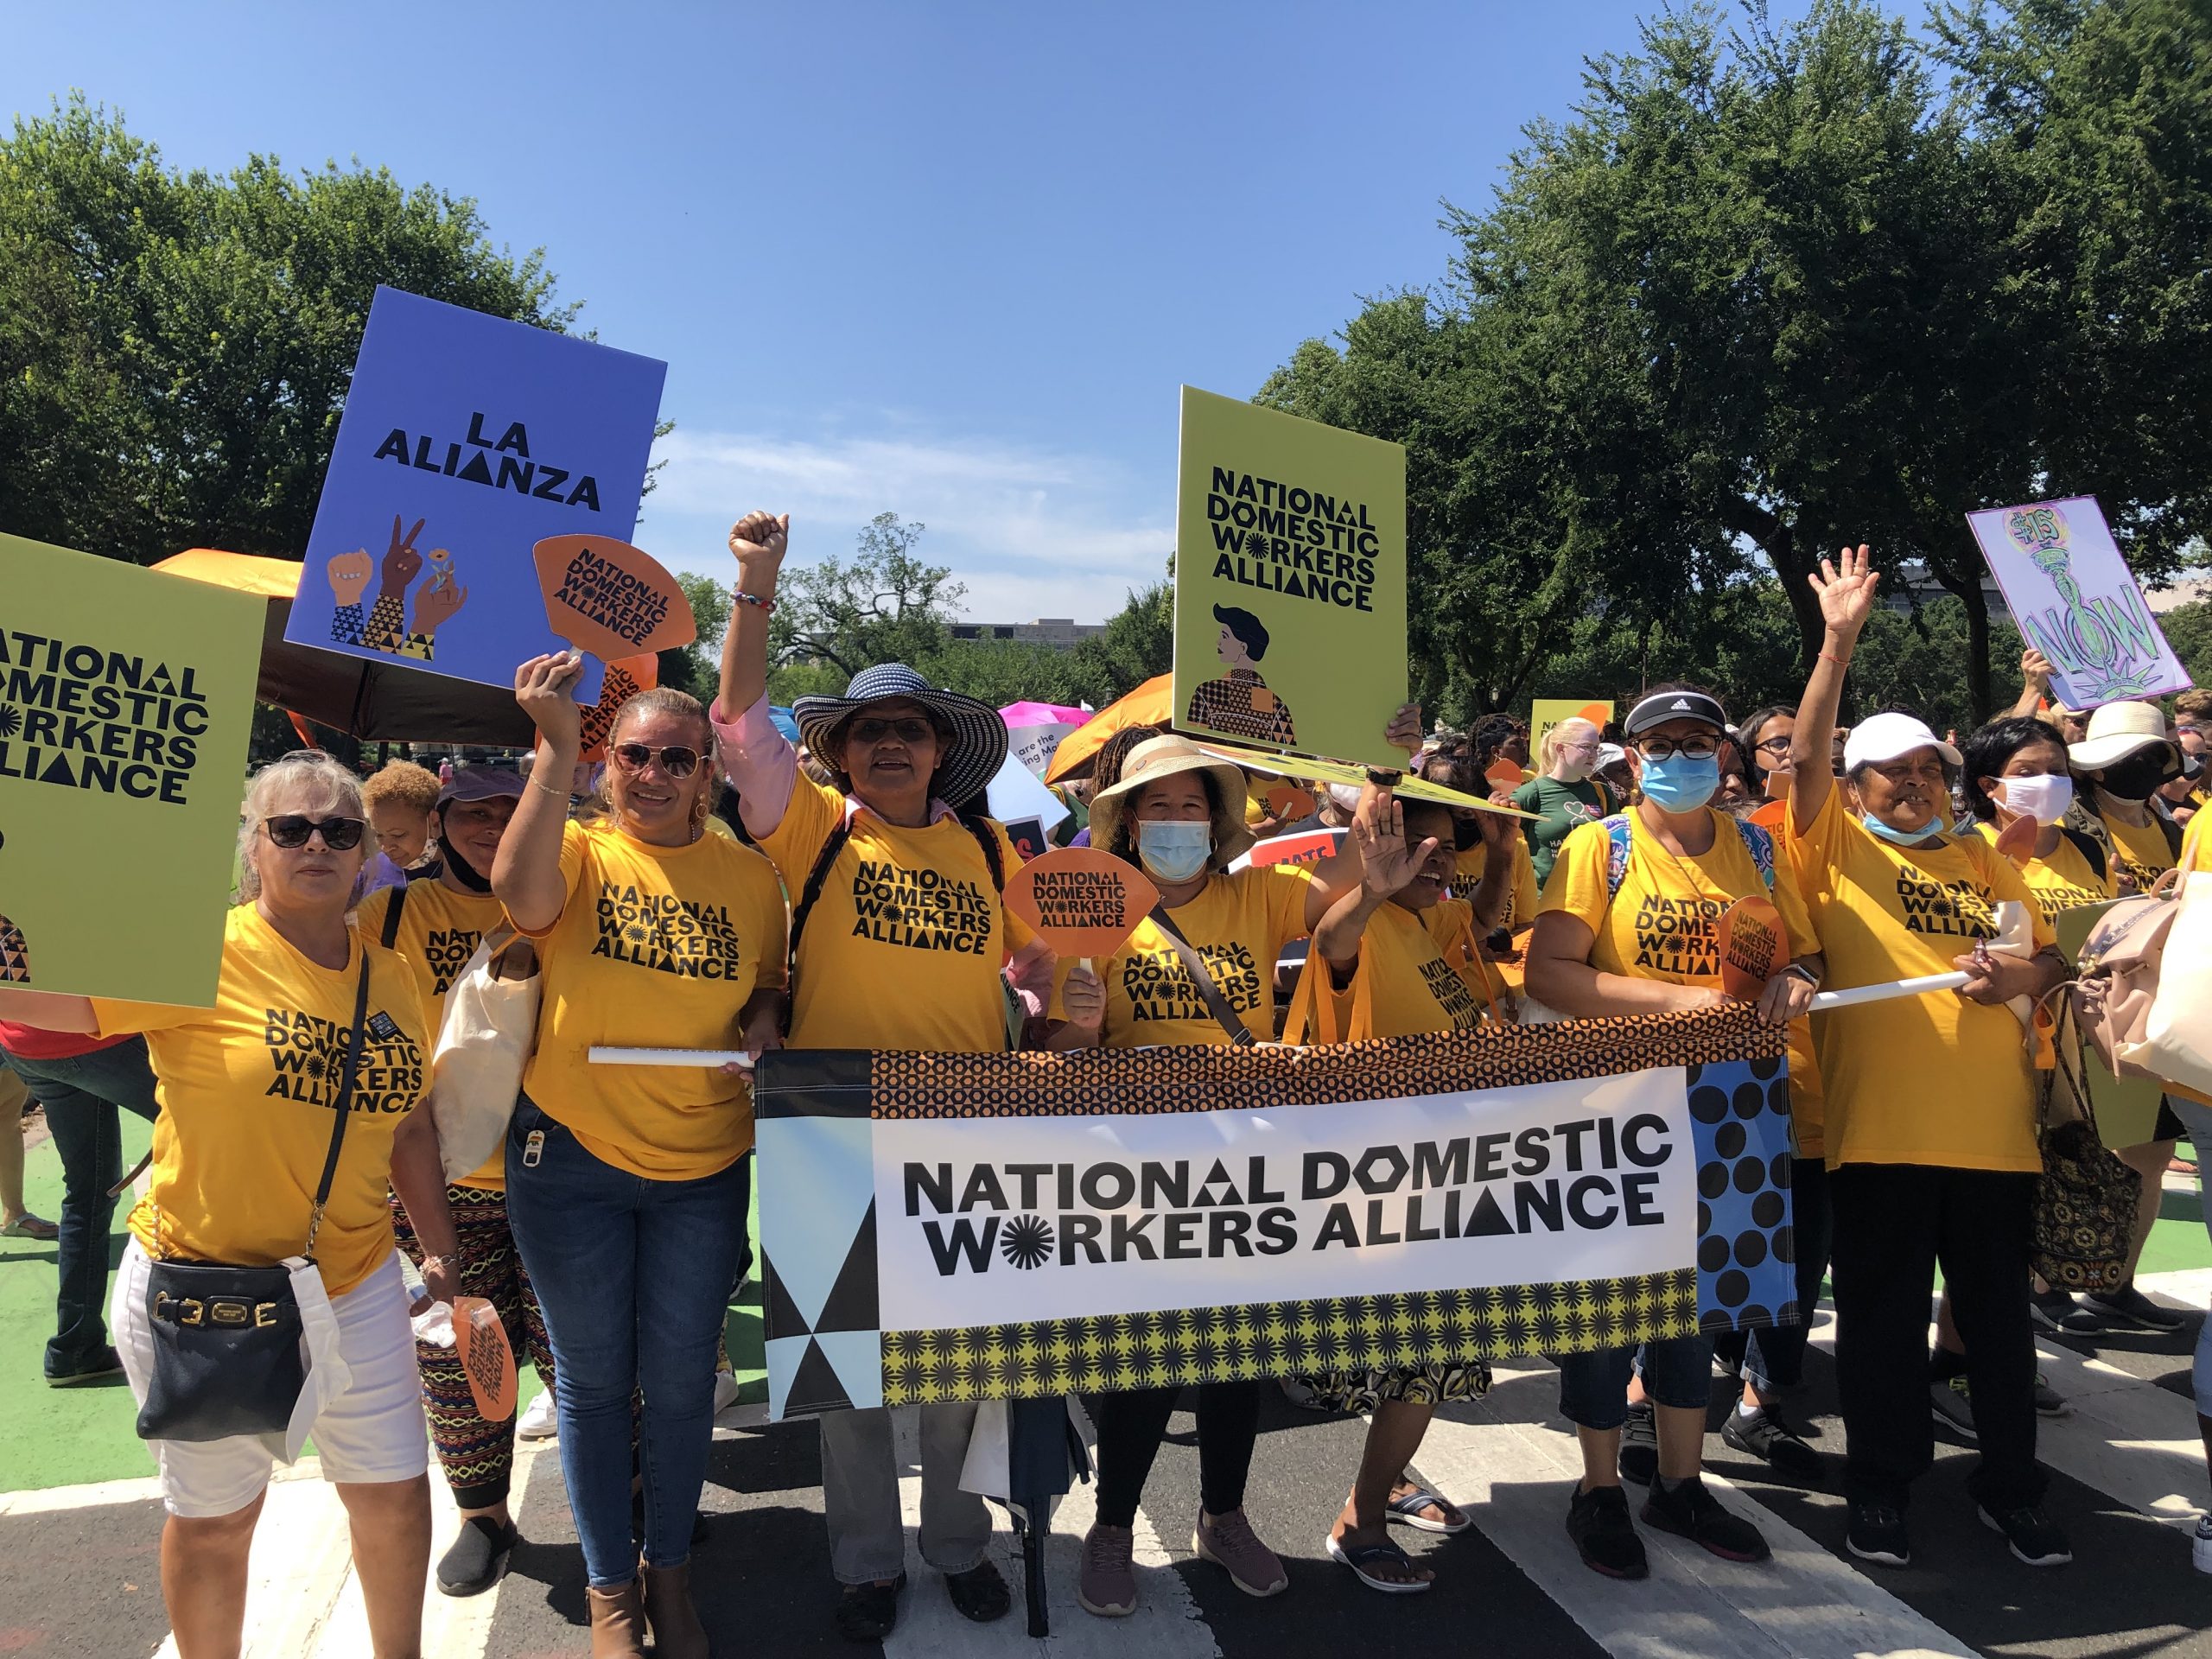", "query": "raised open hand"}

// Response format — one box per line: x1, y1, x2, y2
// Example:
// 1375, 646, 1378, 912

1351, 785, 1438, 899
380, 516, 426, 598
728, 511, 791, 577
414, 574, 469, 635
327, 549, 372, 607
1810, 543, 1881, 641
